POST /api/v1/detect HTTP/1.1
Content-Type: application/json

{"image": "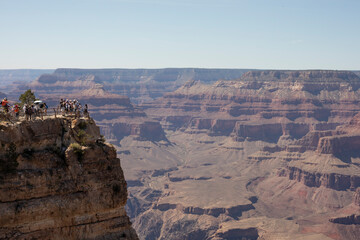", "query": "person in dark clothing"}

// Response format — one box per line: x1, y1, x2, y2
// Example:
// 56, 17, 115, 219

24, 104, 33, 121
84, 104, 89, 118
